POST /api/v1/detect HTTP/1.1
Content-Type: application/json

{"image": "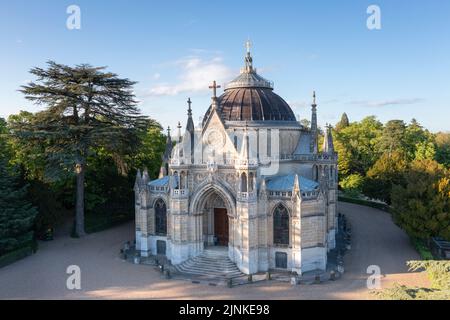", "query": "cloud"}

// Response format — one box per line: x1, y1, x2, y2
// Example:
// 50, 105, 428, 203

349, 98, 424, 107
147, 55, 233, 97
